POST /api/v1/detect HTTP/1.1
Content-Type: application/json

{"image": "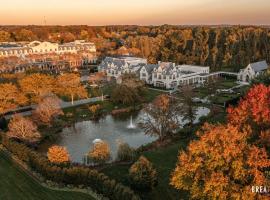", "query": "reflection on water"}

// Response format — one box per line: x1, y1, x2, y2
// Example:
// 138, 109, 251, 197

56, 112, 157, 163
48, 107, 210, 163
